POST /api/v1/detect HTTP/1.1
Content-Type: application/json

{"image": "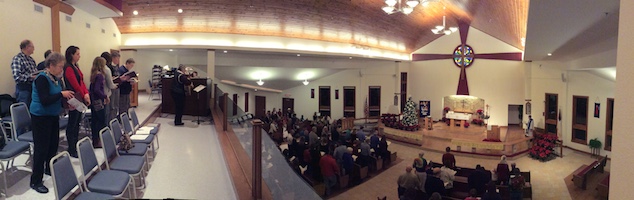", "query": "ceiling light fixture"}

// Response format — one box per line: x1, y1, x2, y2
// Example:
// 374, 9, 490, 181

133, 10, 138, 15
256, 79, 264, 86
431, 6, 458, 35
303, 79, 309, 86
223, 50, 228, 53
178, 9, 183, 13
382, 0, 433, 15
